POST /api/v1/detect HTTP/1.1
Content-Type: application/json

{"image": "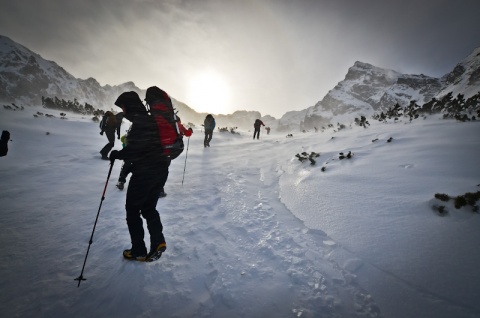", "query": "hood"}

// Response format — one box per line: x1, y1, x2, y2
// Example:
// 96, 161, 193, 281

114, 91, 146, 114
